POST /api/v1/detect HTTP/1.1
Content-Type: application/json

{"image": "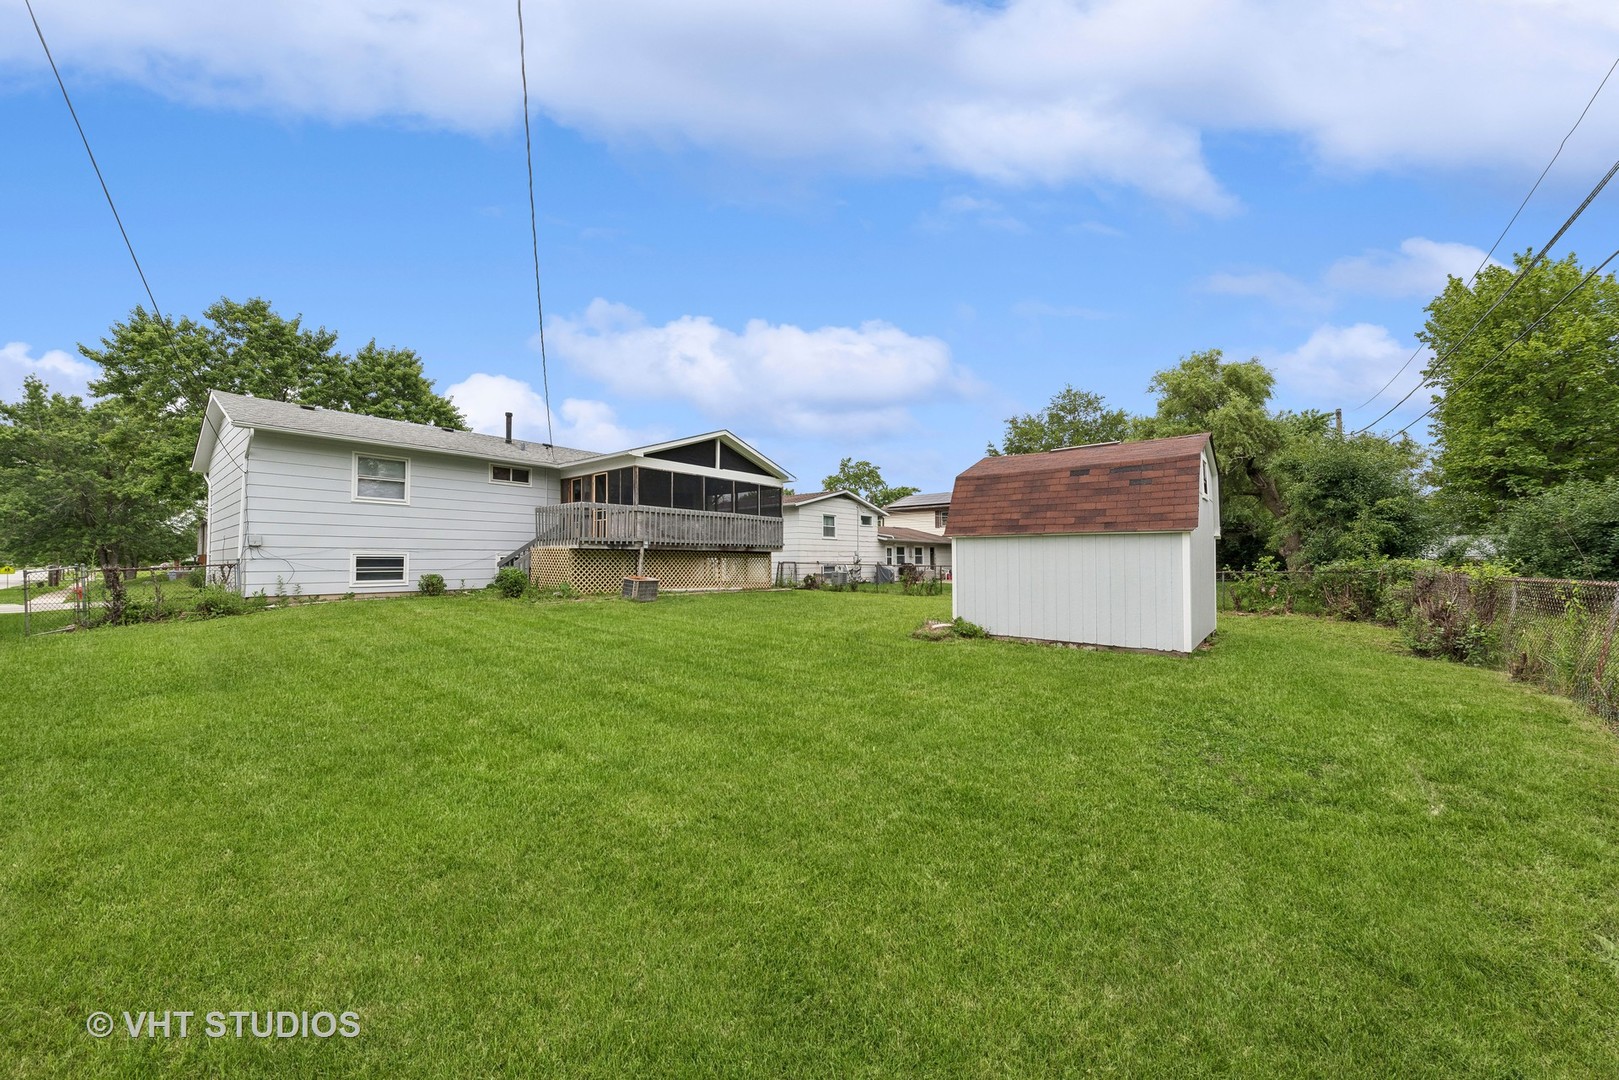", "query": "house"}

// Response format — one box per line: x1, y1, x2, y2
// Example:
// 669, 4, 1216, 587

879, 490, 952, 572
948, 434, 1220, 653
192, 391, 790, 596
772, 490, 886, 583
